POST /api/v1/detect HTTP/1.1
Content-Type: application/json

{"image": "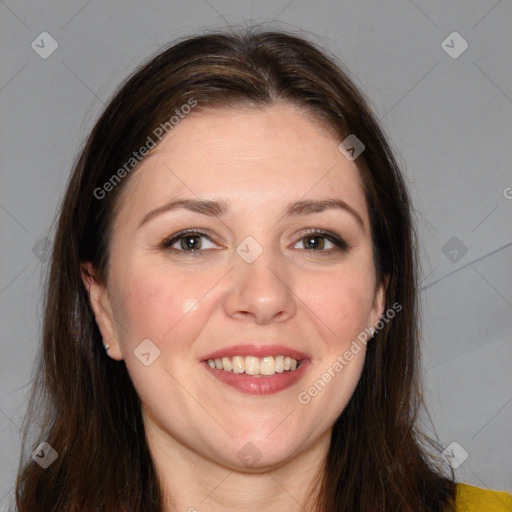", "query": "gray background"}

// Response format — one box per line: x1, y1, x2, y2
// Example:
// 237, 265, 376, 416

1, 0, 511, 507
